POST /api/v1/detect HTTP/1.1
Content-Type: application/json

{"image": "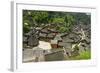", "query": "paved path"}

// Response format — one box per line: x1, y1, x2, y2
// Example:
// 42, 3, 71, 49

23, 49, 45, 63
23, 47, 69, 63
